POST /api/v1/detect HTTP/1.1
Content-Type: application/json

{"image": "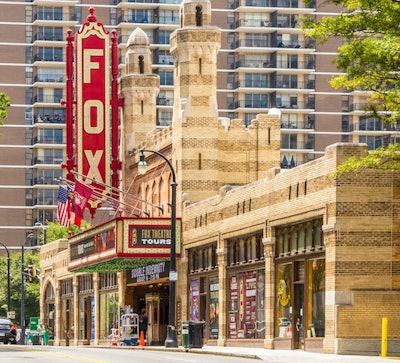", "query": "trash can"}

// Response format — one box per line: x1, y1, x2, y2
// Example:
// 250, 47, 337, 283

27, 331, 40, 345
188, 321, 204, 348
182, 322, 189, 349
